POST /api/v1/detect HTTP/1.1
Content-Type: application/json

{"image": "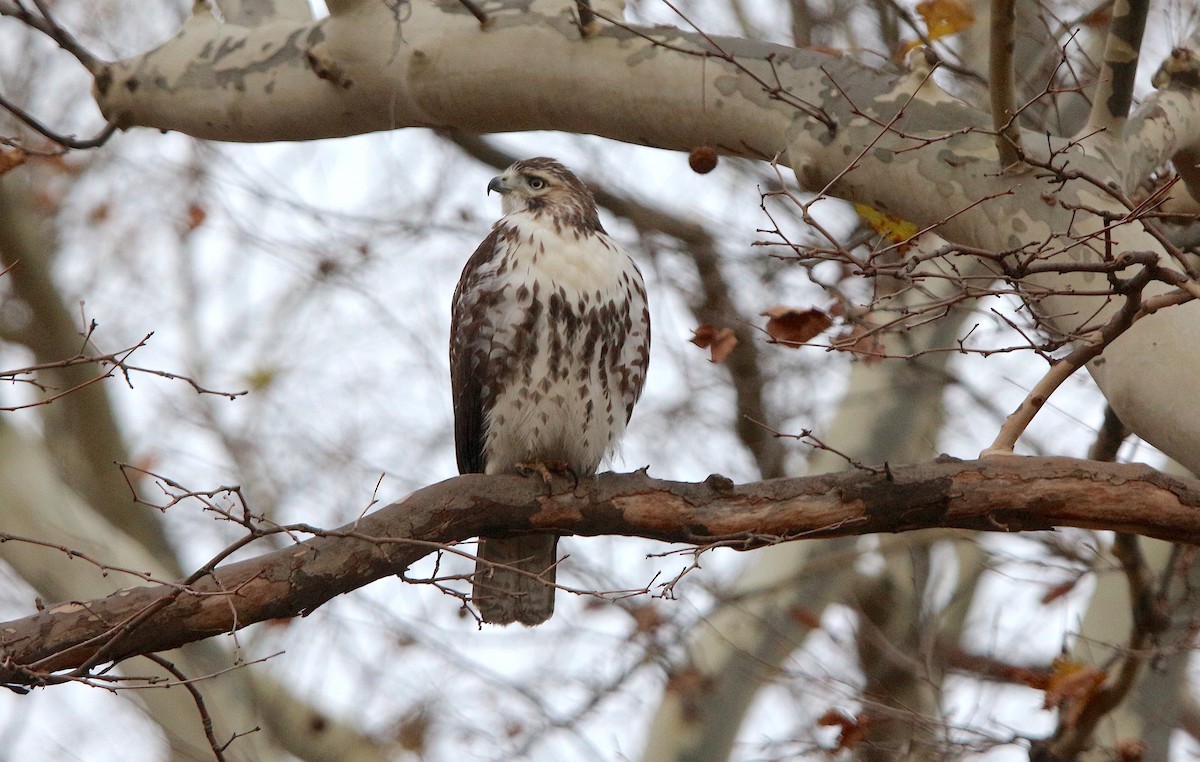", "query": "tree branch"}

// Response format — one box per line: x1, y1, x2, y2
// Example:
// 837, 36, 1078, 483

0, 91, 115, 150
989, 0, 1023, 166
3, 457, 1200, 688
0, 0, 101, 72
1084, 0, 1149, 133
